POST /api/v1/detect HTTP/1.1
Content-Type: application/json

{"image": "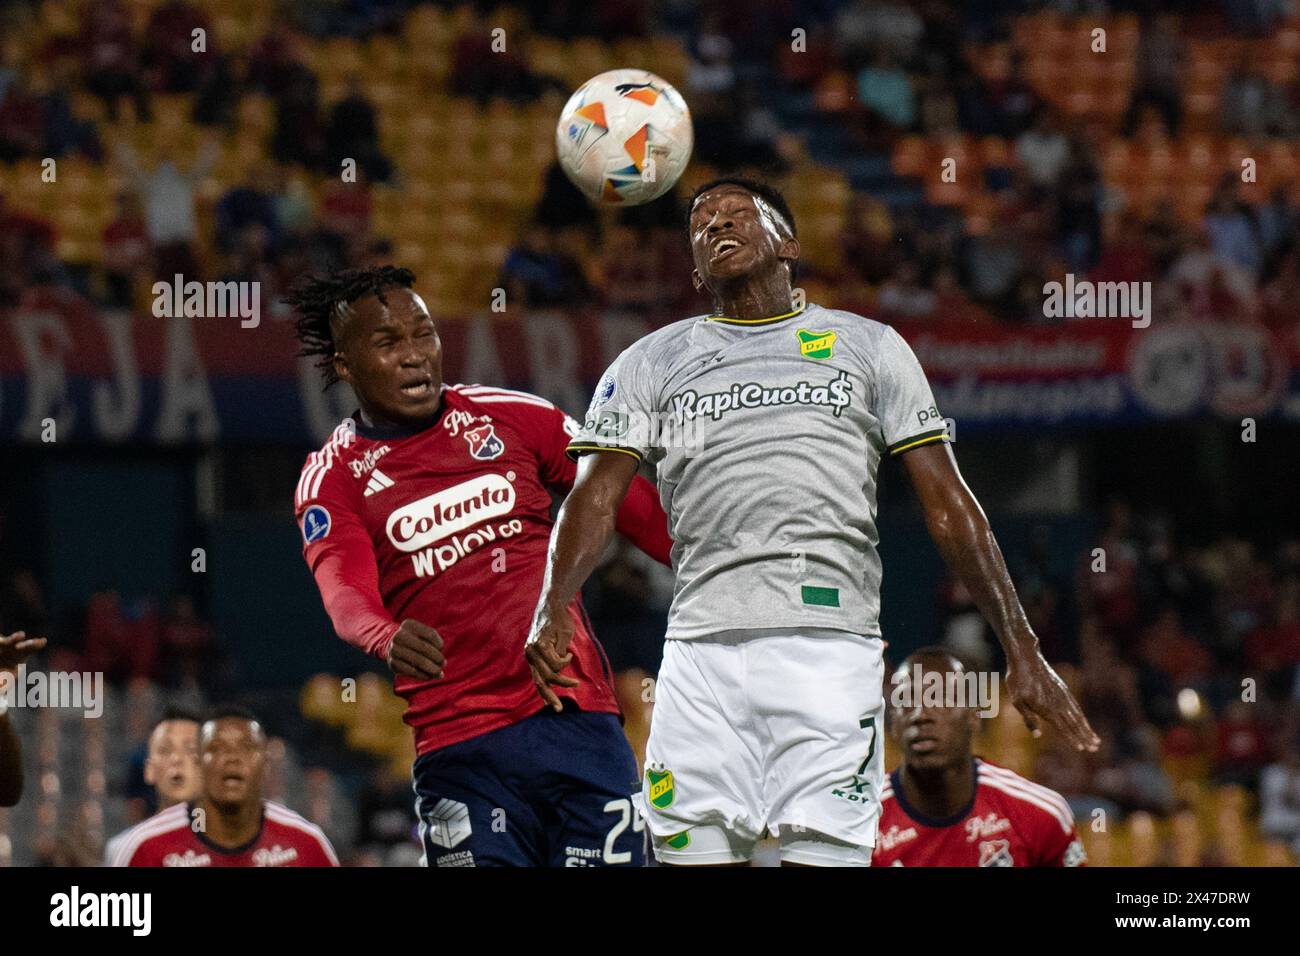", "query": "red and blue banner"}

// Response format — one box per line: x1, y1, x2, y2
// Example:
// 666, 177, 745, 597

1, 288, 1296, 446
